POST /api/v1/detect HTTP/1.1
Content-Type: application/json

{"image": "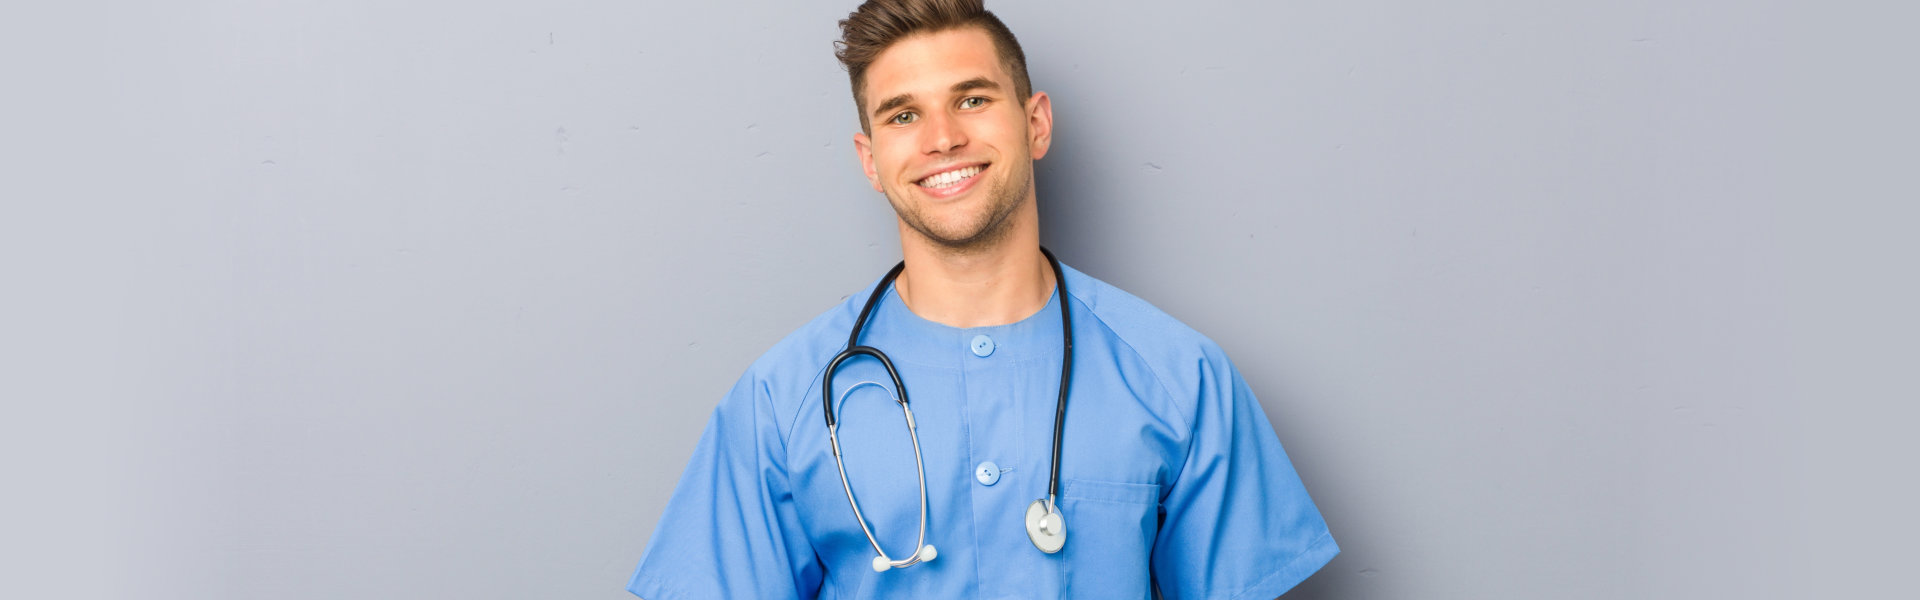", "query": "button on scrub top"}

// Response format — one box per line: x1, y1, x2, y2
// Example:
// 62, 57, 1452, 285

628, 262, 1337, 600
974, 461, 1001, 486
